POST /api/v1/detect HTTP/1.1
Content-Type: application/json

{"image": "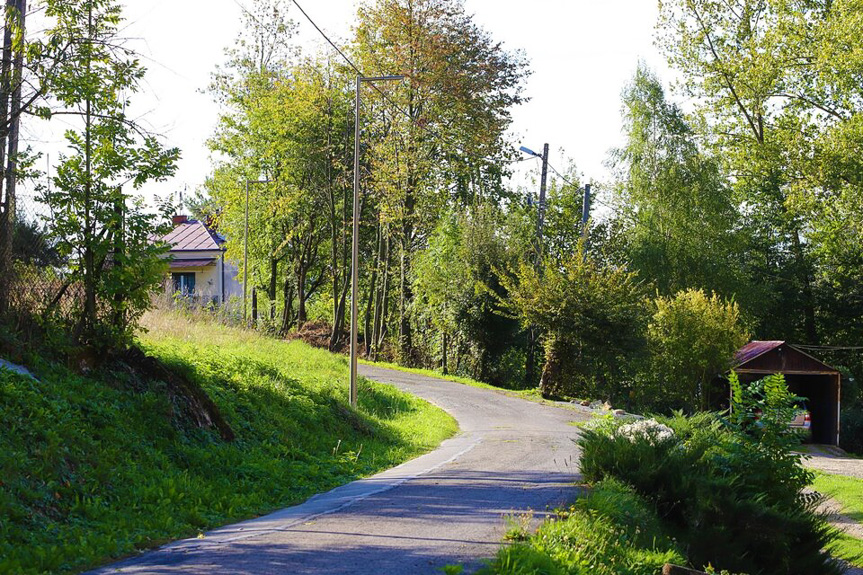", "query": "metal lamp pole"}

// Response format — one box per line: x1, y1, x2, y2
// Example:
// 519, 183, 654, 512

243, 178, 270, 326
350, 74, 403, 409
